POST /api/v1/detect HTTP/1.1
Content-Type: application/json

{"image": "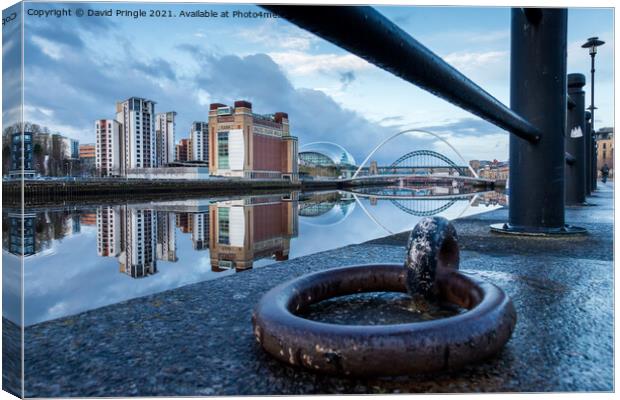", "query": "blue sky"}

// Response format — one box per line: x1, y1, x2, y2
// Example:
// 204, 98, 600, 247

5, 2, 614, 163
